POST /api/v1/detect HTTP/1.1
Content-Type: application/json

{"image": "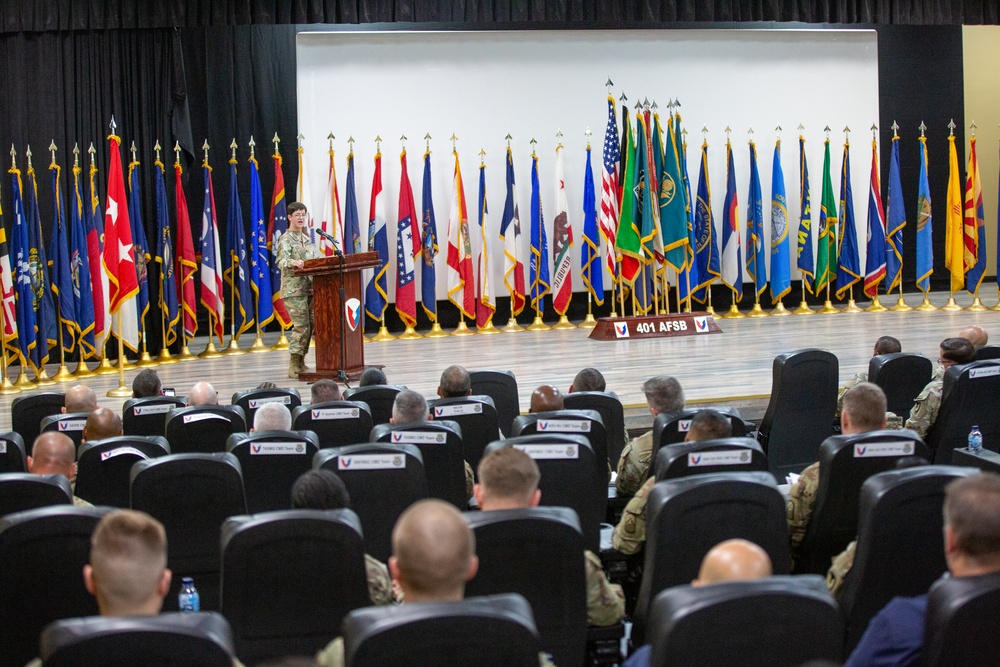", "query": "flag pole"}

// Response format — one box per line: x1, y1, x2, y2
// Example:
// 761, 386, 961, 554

23, 147, 55, 384
940, 120, 964, 311
83, 144, 117, 376
794, 277, 815, 315
722, 287, 744, 319
886, 122, 912, 313
148, 142, 178, 365
63, 145, 97, 376
270, 133, 294, 349
127, 141, 157, 368
48, 141, 74, 382
527, 139, 551, 331
198, 140, 225, 358
8, 148, 32, 388
243, 136, 270, 352
747, 131, 767, 319
580, 128, 597, 330
223, 139, 246, 355
964, 122, 989, 312
865, 136, 888, 306
172, 142, 197, 361
106, 309, 131, 397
